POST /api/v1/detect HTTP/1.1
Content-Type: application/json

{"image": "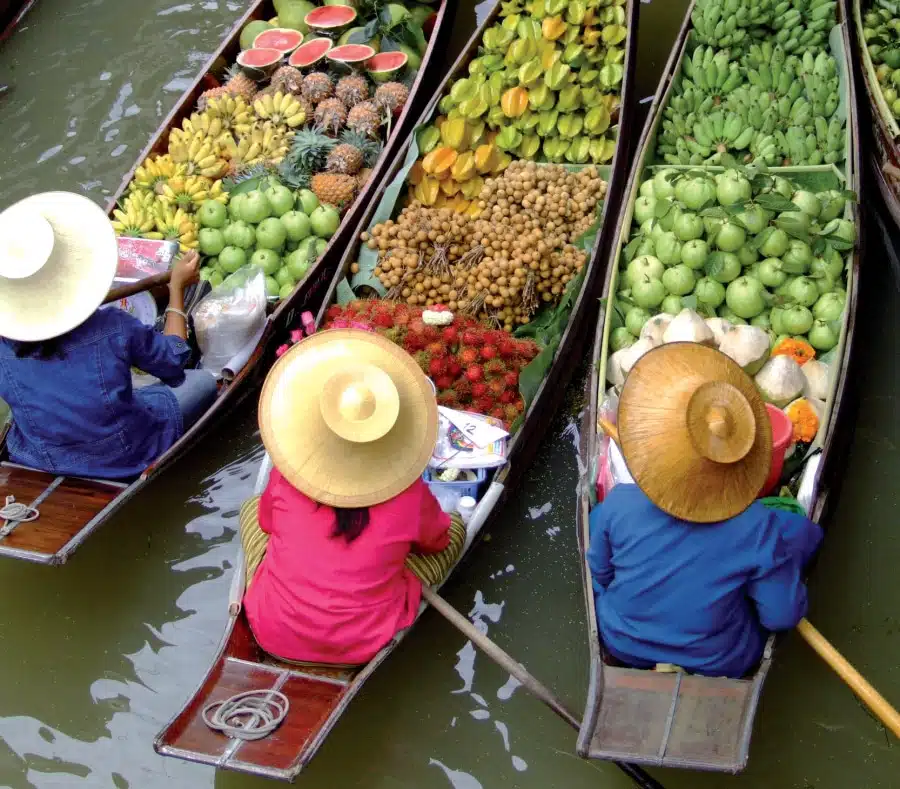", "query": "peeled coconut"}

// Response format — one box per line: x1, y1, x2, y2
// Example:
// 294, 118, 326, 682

717, 324, 770, 375
662, 309, 715, 346
801, 359, 831, 401
754, 355, 805, 407
705, 317, 732, 348
607, 351, 626, 386
640, 313, 673, 345
619, 337, 658, 376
